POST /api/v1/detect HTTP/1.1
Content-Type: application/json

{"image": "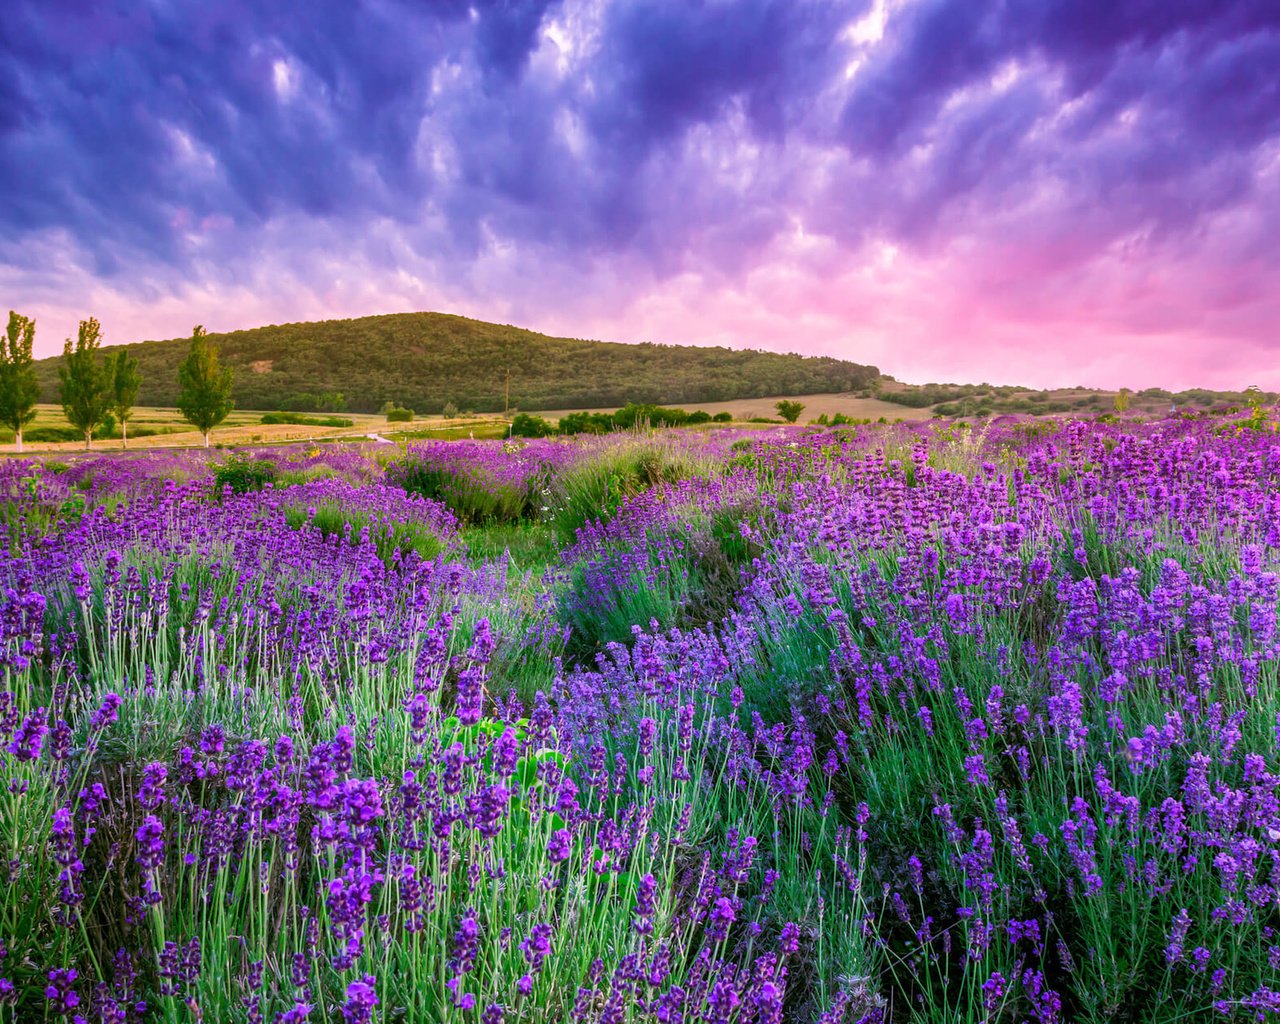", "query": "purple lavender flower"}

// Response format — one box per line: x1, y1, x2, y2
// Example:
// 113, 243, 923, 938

44, 968, 80, 1015
7, 709, 46, 761
547, 828, 573, 863
341, 976, 378, 1024
138, 763, 167, 810
706, 896, 736, 943
89, 693, 123, 731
